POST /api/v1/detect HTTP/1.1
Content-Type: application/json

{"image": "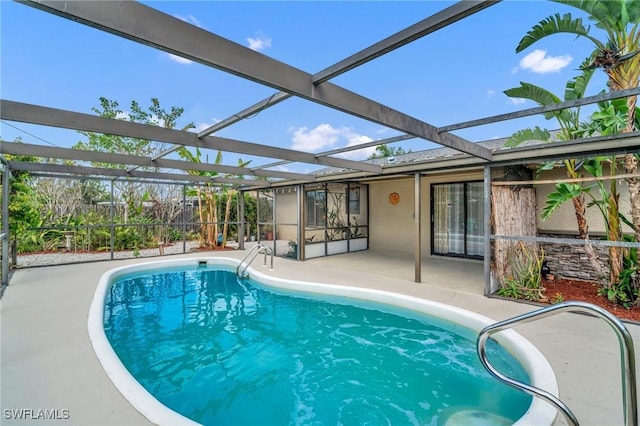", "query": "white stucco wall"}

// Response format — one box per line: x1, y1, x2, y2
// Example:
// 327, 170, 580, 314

275, 190, 298, 241
367, 170, 484, 256
368, 178, 415, 254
